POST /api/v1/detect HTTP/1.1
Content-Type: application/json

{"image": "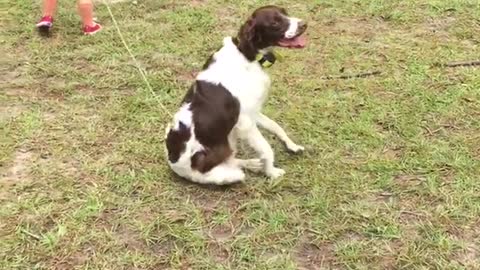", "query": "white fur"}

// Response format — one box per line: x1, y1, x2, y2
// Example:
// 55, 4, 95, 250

172, 103, 192, 130
285, 17, 301, 39
166, 37, 303, 185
